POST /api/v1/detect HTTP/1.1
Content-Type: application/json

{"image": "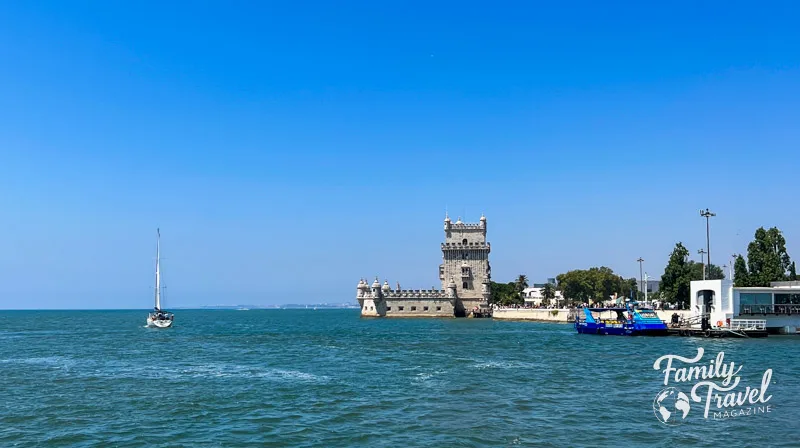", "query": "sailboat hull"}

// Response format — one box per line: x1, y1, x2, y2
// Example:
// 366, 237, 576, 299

146, 317, 173, 328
